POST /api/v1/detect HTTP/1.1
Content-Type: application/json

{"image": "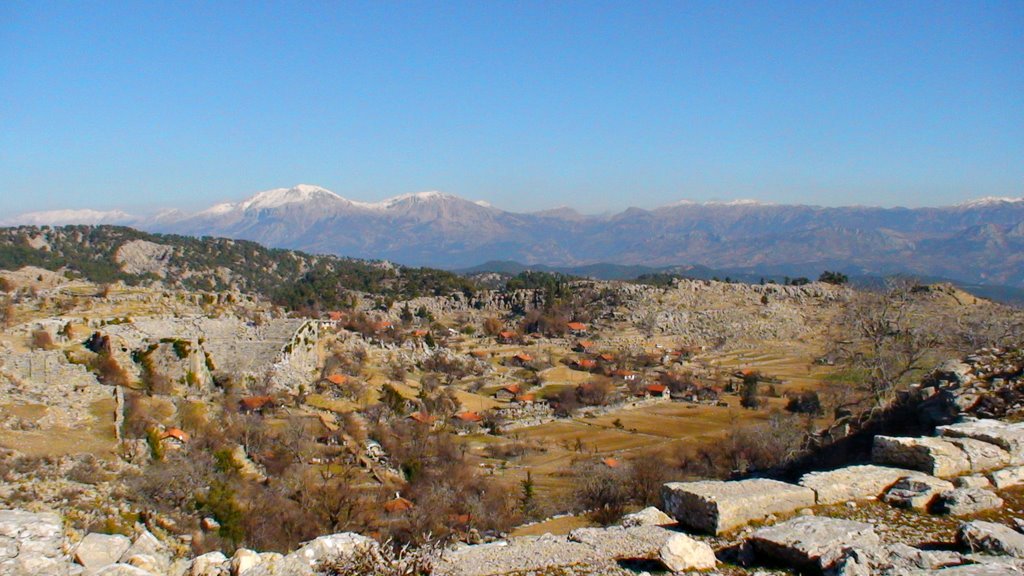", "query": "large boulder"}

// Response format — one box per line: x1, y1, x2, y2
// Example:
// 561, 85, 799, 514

74, 533, 132, 572
118, 530, 170, 574
938, 419, 1024, 463
958, 521, 1024, 558
0, 509, 69, 576
231, 548, 262, 575
872, 435, 970, 477
799, 464, 943, 505
749, 516, 879, 573
287, 532, 377, 571
188, 551, 228, 576
881, 475, 955, 511
658, 534, 717, 572
935, 488, 1004, 516
620, 506, 674, 527
661, 479, 816, 535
